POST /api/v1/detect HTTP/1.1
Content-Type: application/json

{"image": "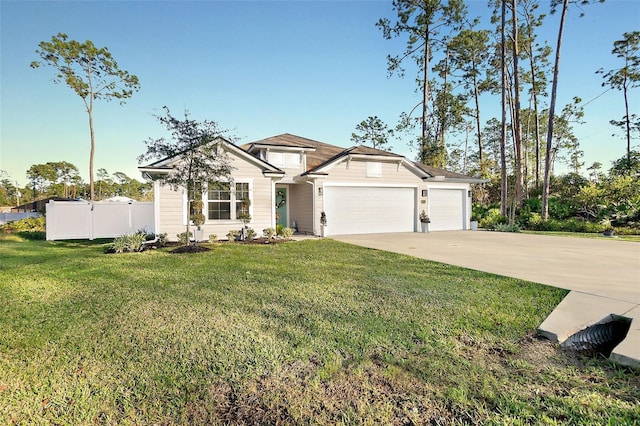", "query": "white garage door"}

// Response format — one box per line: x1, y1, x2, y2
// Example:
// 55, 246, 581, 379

429, 189, 465, 231
324, 186, 415, 236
